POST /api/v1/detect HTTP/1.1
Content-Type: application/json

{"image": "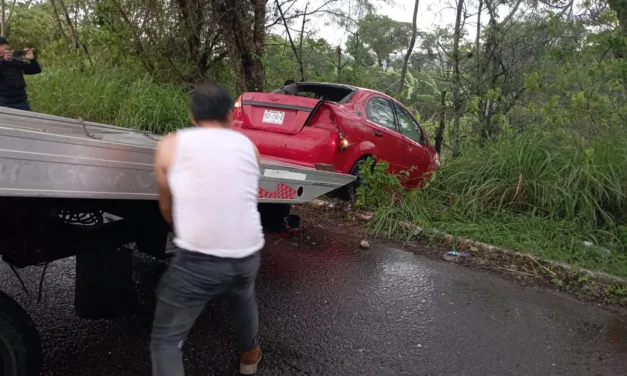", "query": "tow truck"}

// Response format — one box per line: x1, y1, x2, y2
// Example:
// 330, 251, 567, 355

0, 107, 355, 376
